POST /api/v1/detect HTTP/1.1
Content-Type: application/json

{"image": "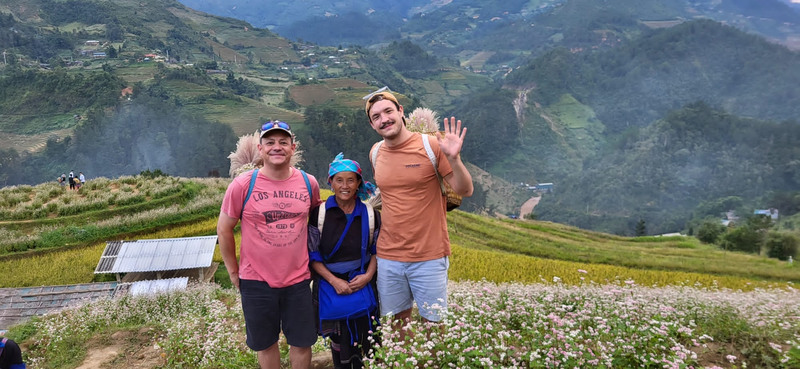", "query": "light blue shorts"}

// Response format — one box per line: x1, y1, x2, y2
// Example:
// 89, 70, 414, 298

376, 256, 449, 321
